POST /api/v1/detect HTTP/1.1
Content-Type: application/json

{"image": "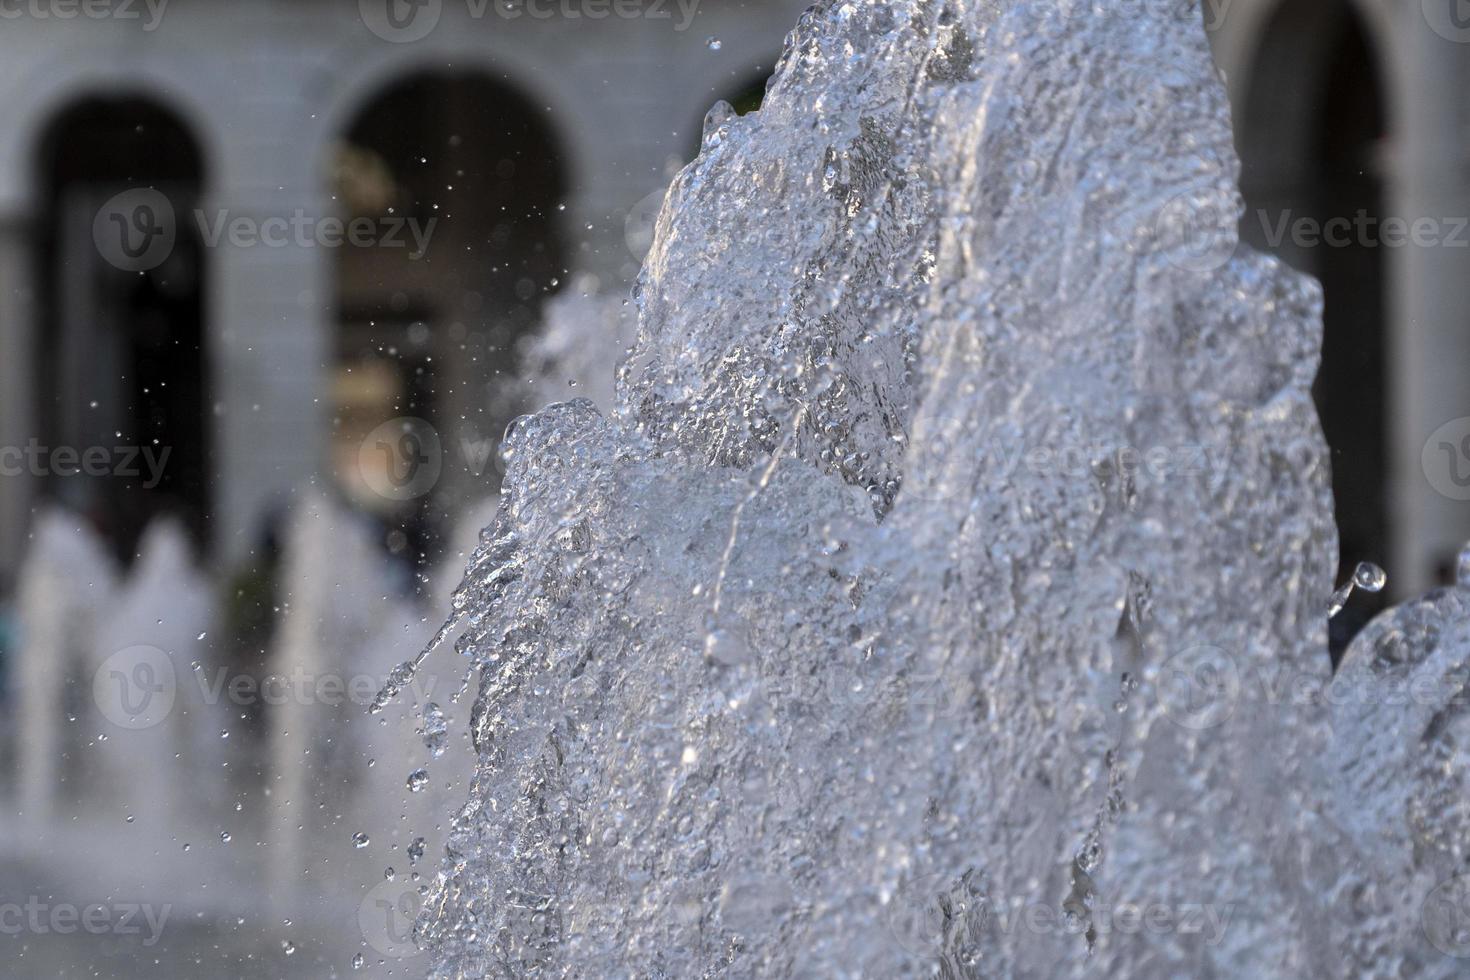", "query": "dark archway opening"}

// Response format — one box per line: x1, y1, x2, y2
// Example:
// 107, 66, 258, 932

35, 97, 210, 565
723, 73, 771, 118
331, 70, 569, 573
1239, 1, 1389, 657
